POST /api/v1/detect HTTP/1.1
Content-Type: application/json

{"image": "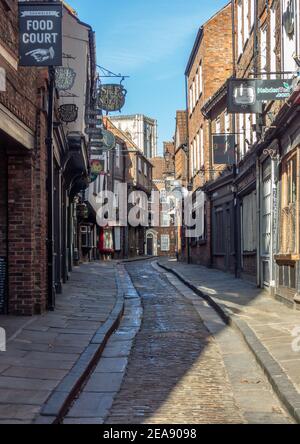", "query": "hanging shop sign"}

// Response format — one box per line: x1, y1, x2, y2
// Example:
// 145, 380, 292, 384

91, 159, 105, 175
256, 79, 293, 101
98, 84, 127, 112
86, 108, 102, 117
90, 159, 105, 183
58, 104, 78, 123
19, 2, 62, 66
227, 79, 262, 114
55, 67, 76, 91
85, 127, 103, 136
212, 134, 236, 165
102, 129, 116, 151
